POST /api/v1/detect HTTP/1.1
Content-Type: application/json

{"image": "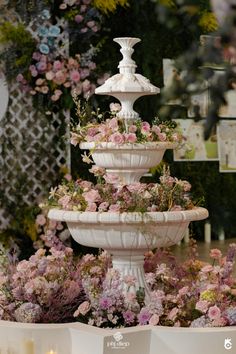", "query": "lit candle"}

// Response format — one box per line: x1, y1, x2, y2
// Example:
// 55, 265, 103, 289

204, 221, 211, 243
22, 339, 35, 354
46, 350, 57, 354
